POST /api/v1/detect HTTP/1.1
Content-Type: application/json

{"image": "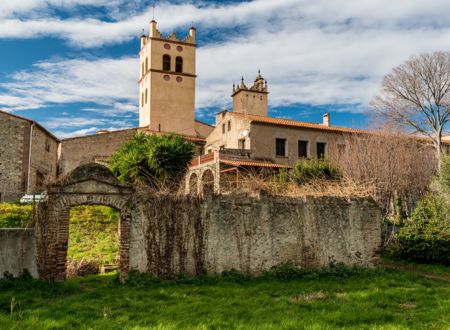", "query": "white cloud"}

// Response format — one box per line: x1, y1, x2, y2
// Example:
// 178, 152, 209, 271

0, 56, 138, 112
2, 0, 450, 134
